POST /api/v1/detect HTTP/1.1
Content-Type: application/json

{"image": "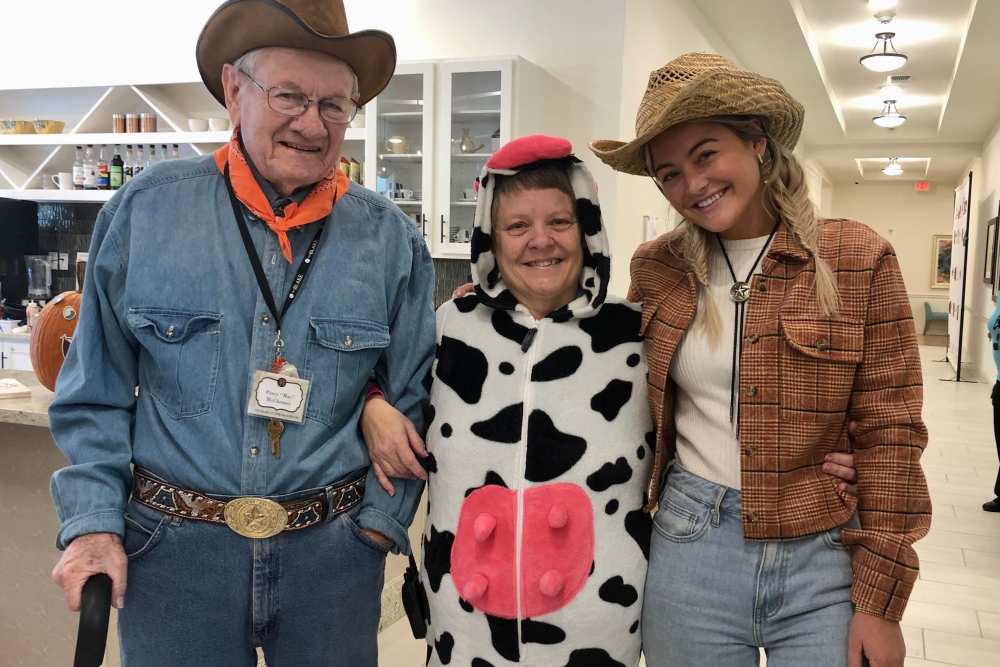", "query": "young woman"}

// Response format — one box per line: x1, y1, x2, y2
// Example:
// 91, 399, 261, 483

590, 53, 930, 666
